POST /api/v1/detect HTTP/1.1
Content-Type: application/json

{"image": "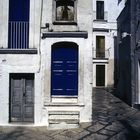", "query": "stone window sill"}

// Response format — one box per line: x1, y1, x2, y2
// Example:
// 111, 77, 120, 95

42, 31, 88, 39
0, 49, 37, 54
53, 21, 77, 25
93, 19, 107, 22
